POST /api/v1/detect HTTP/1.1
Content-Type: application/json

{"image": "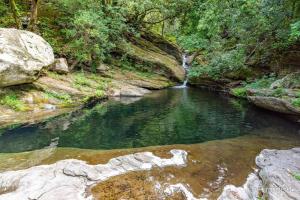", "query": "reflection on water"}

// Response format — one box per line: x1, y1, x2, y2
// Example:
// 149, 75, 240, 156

0, 88, 299, 153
